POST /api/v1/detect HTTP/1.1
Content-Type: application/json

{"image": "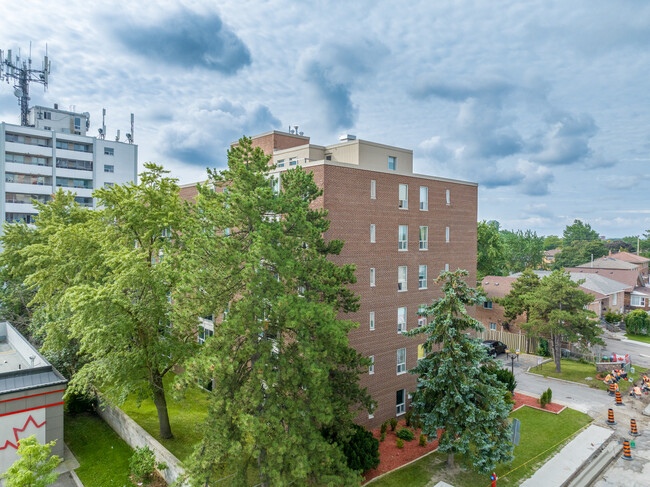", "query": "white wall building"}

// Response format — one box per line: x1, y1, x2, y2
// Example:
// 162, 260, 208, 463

0, 105, 137, 231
